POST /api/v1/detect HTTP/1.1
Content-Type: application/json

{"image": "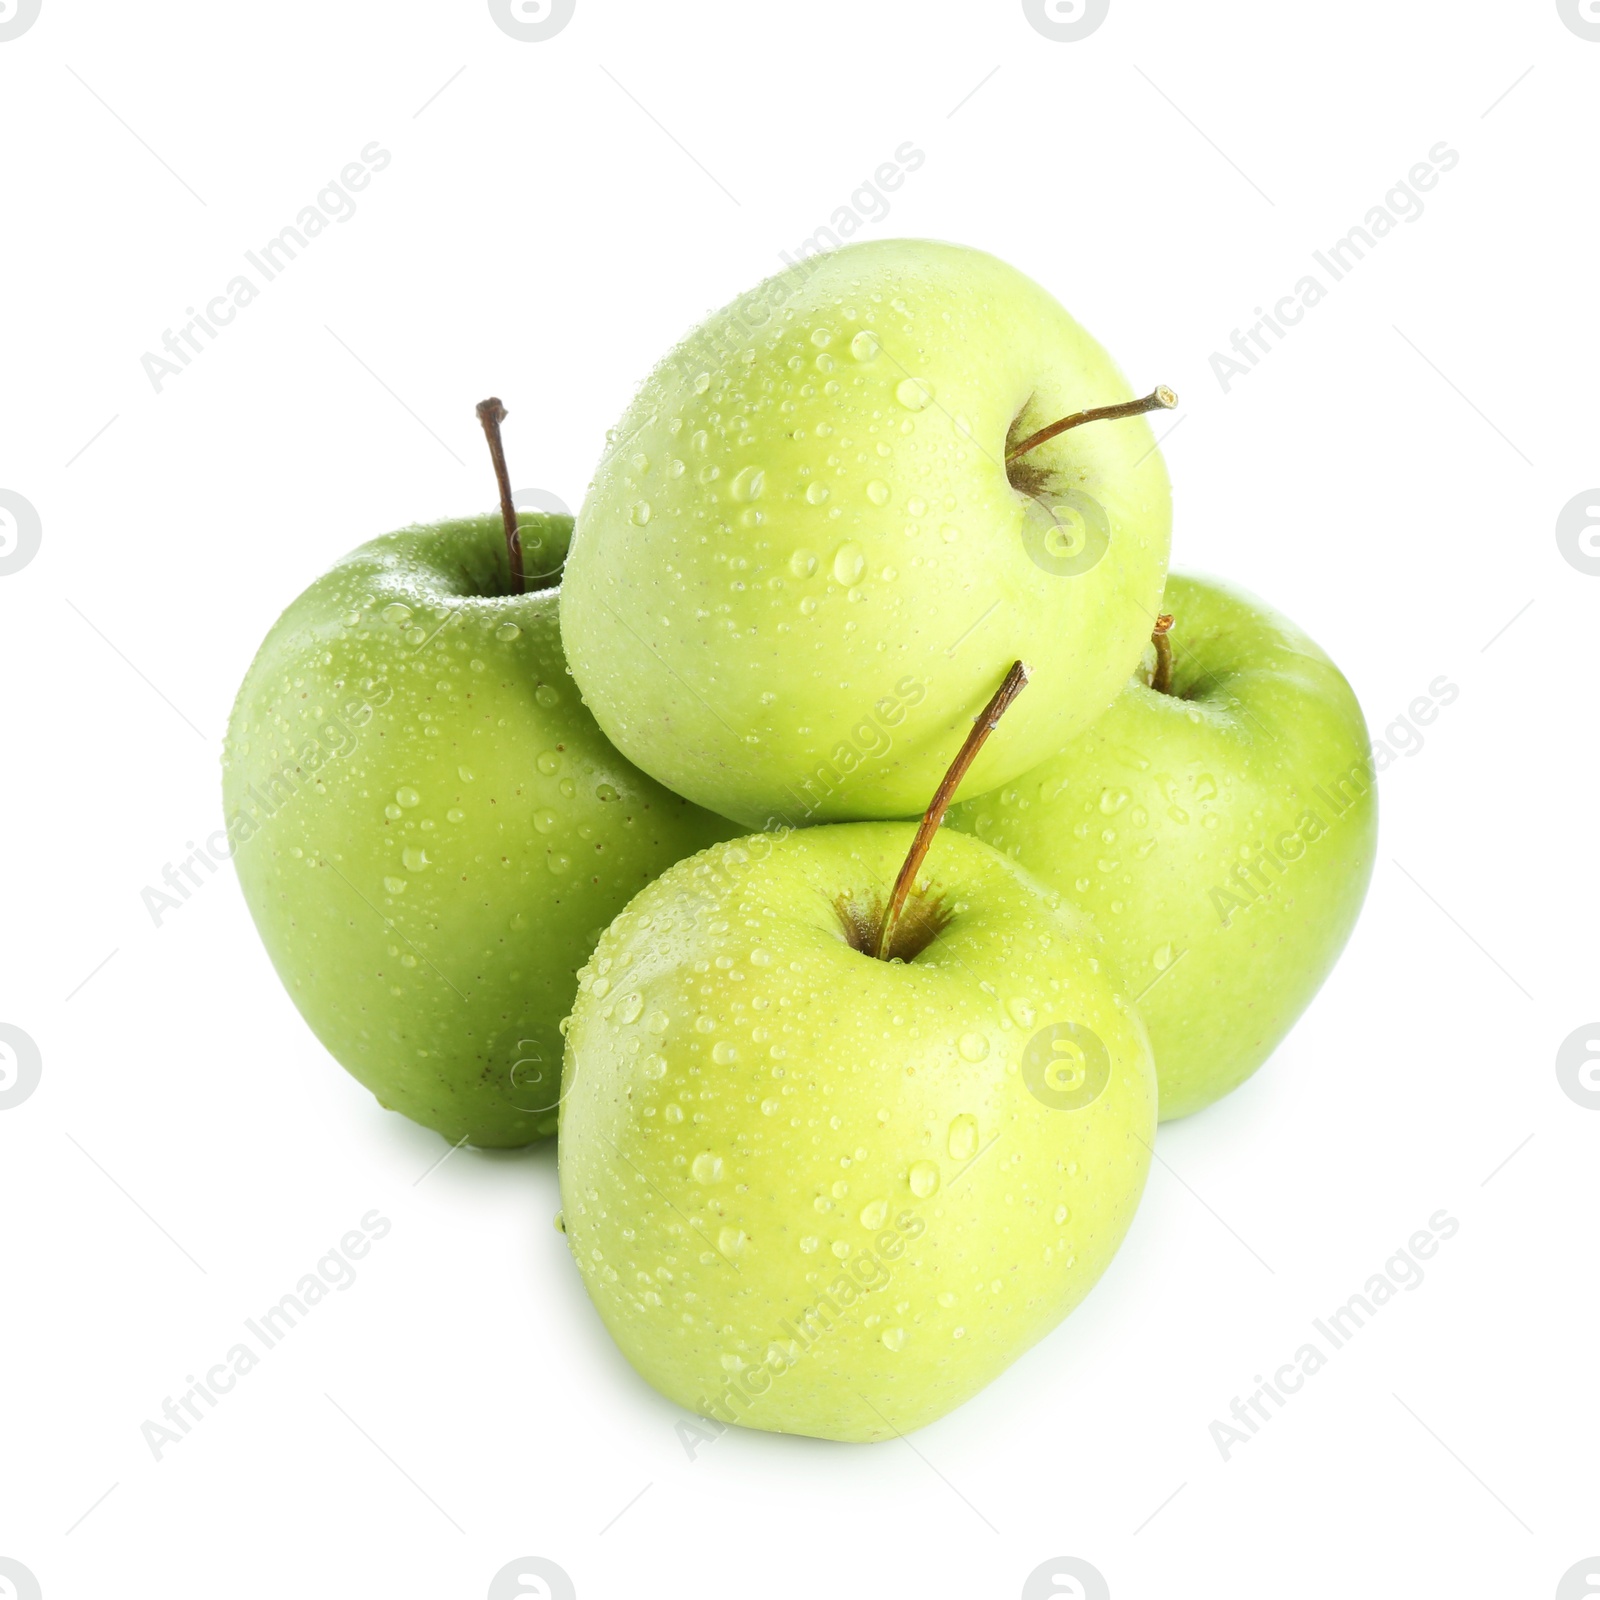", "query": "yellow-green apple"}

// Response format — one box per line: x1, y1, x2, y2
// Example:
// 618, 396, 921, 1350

561, 237, 1175, 827
558, 668, 1155, 1438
